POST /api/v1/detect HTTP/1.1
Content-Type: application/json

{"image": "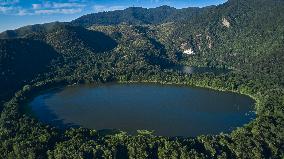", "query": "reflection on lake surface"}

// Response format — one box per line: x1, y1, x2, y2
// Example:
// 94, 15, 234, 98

27, 83, 255, 137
